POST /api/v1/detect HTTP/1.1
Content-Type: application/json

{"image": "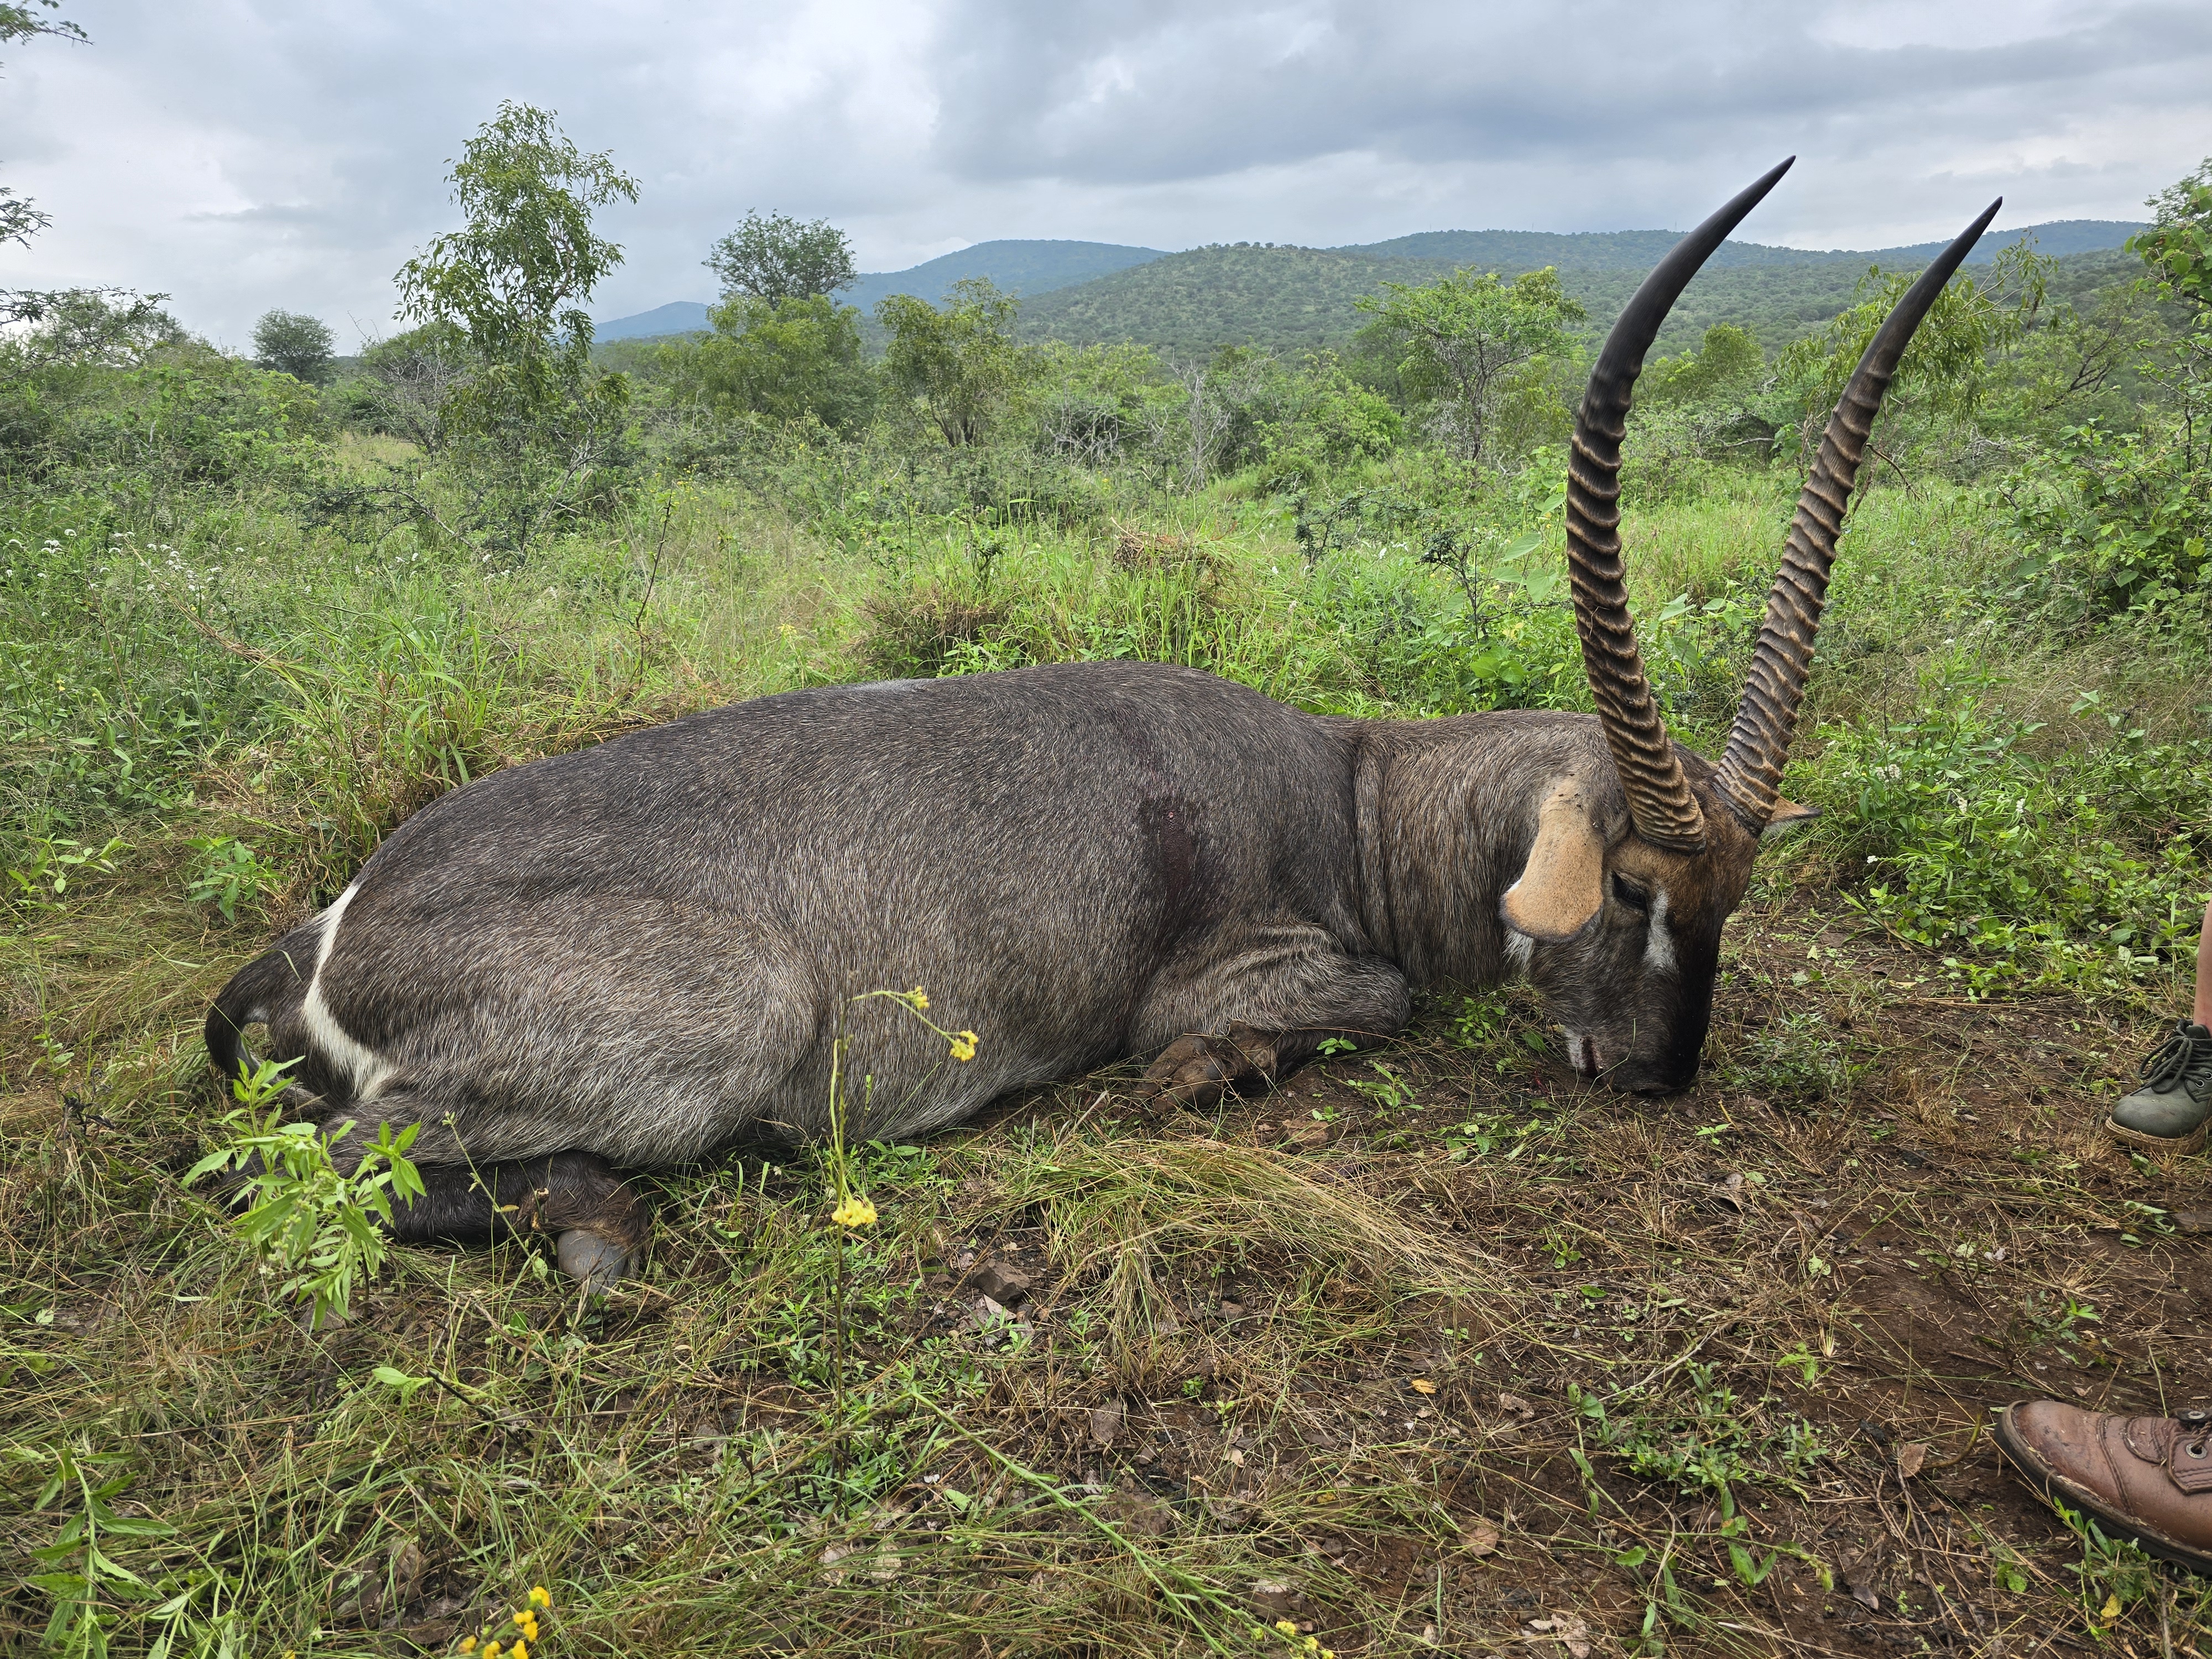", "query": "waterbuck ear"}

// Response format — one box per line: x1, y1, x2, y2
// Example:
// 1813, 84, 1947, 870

1500, 775, 1605, 944
1762, 796, 1819, 841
